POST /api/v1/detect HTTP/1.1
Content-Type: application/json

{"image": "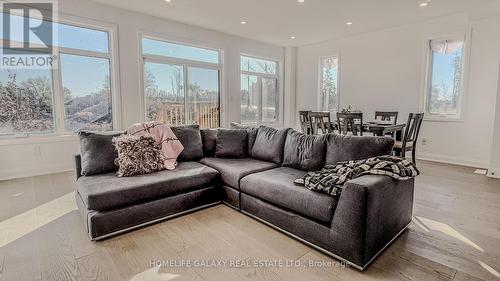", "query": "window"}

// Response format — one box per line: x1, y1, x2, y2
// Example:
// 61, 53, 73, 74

240, 55, 279, 124
0, 14, 115, 136
425, 37, 465, 120
142, 36, 221, 128
319, 56, 339, 111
